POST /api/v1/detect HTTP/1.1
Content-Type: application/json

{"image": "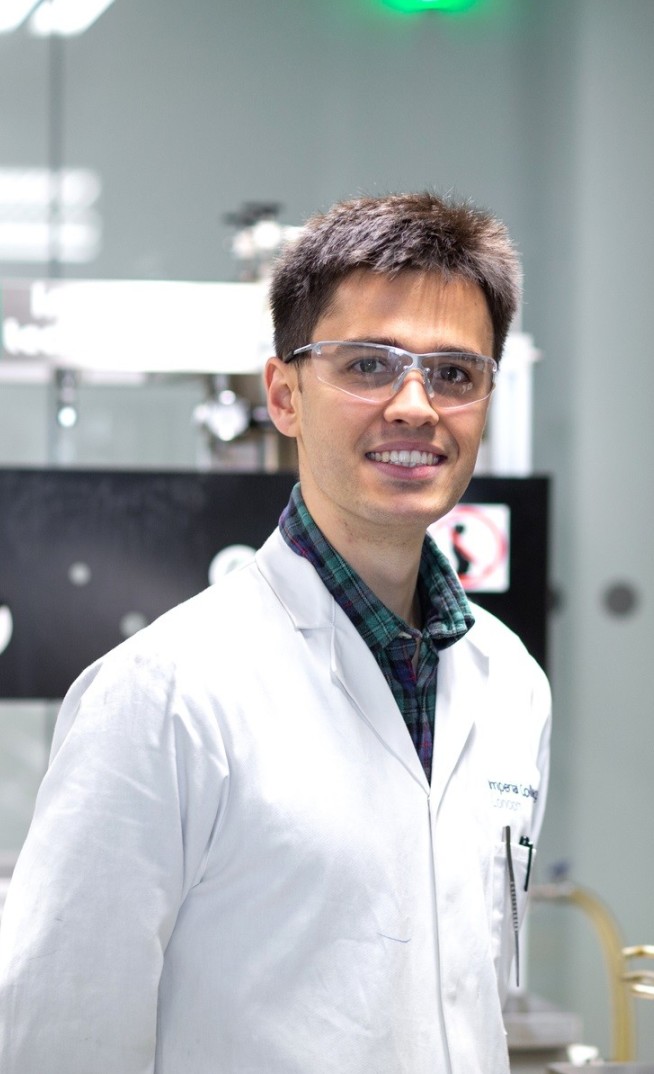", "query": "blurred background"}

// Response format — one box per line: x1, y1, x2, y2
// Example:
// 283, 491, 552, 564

0, 0, 653, 1064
